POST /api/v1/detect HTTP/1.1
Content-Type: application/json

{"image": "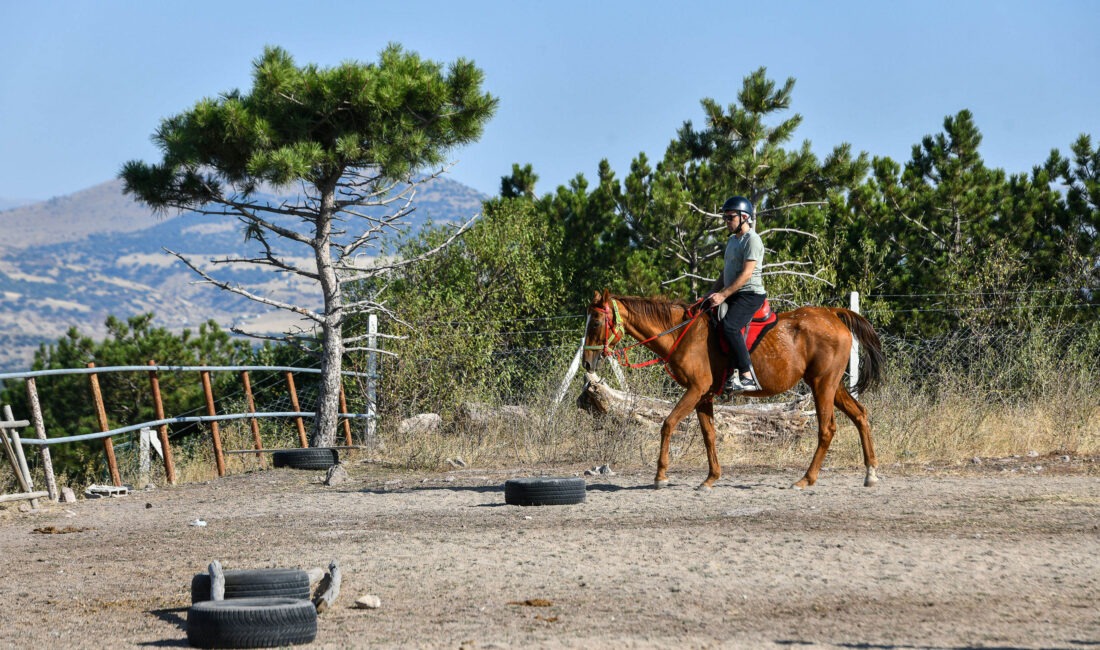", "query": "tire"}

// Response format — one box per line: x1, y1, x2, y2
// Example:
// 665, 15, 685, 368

504, 477, 586, 506
191, 569, 311, 604
187, 597, 317, 648
272, 448, 339, 470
